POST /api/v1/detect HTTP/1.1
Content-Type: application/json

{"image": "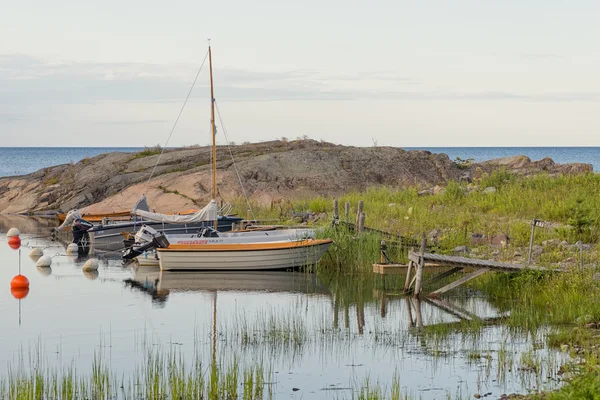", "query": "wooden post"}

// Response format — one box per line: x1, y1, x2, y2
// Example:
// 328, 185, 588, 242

246, 209, 252, 223
333, 200, 339, 221
413, 238, 426, 298
404, 259, 414, 293
405, 297, 415, 327
414, 297, 423, 329
358, 212, 366, 234
379, 240, 387, 264
580, 242, 584, 273
344, 202, 350, 223
356, 200, 364, 228
527, 219, 537, 264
